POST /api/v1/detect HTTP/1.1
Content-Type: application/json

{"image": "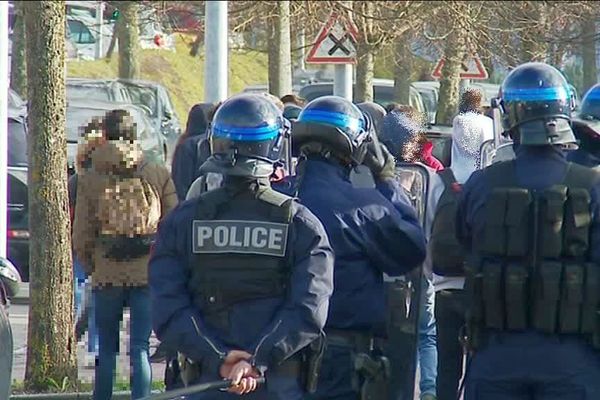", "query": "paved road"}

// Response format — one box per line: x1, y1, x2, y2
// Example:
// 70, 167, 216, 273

9, 304, 166, 384
9, 303, 428, 399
